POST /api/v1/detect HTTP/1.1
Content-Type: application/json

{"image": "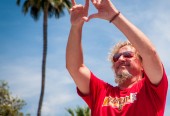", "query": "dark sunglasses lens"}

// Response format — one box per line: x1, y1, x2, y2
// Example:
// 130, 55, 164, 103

113, 51, 134, 62
123, 52, 134, 58
113, 53, 121, 62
